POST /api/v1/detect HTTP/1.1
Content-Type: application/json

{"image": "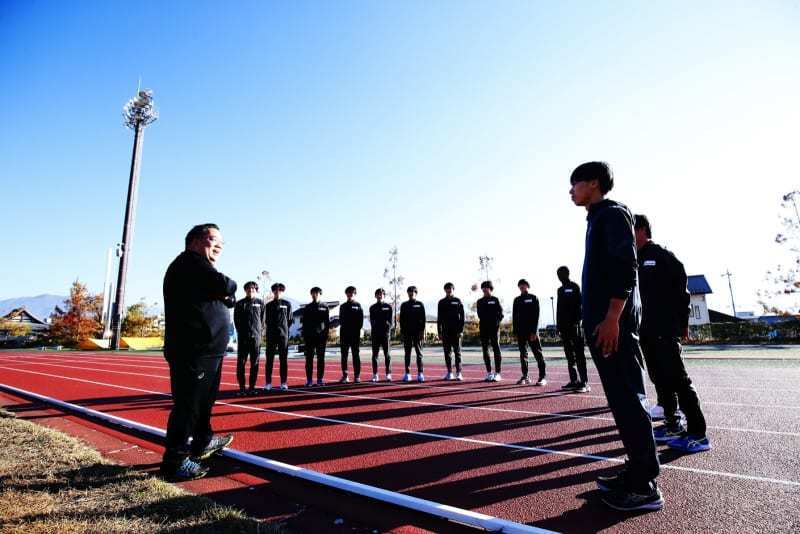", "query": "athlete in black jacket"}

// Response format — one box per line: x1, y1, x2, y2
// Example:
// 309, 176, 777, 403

571, 162, 661, 511
302, 287, 330, 386
338, 286, 364, 382
437, 282, 465, 380
233, 281, 265, 394
161, 223, 235, 481
476, 281, 504, 381
369, 289, 393, 381
264, 283, 293, 391
512, 279, 546, 385
556, 266, 589, 391
399, 286, 426, 382
635, 214, 708, 453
